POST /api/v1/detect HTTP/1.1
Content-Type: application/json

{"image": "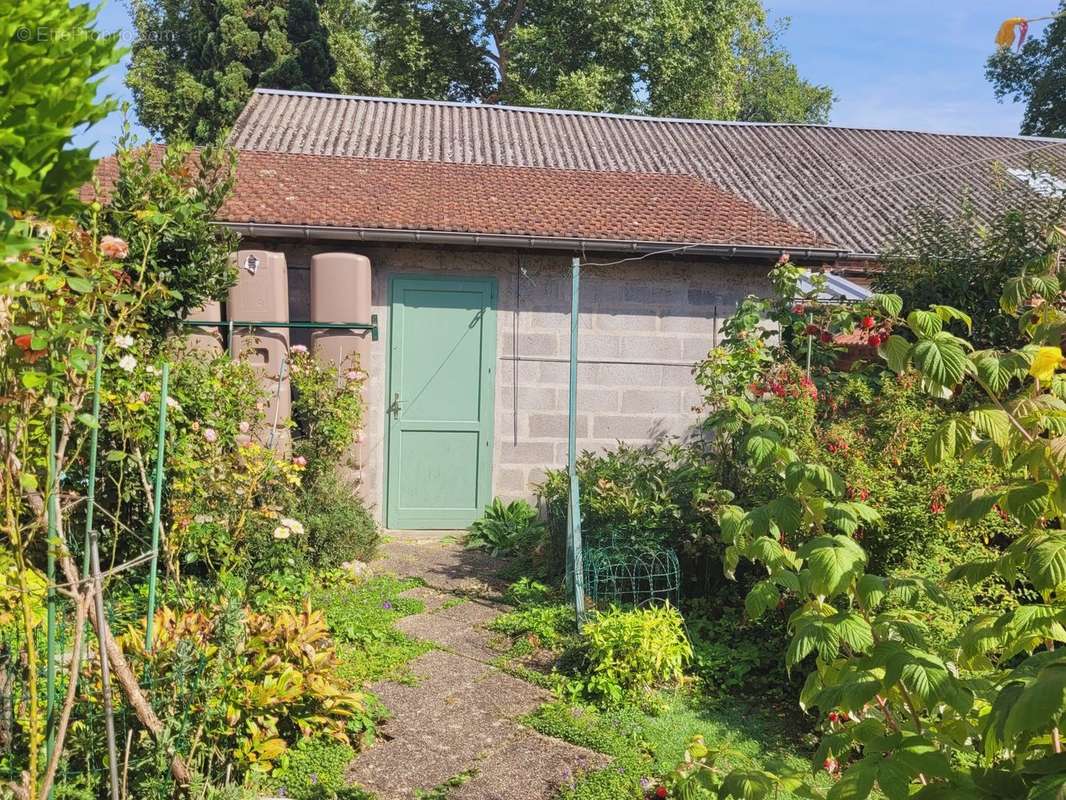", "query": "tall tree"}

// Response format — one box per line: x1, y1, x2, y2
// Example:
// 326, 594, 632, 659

127, 0, 337, 142
127, 0, 832, 143
370, 0, 833, 120
987, 3, 1066, 137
